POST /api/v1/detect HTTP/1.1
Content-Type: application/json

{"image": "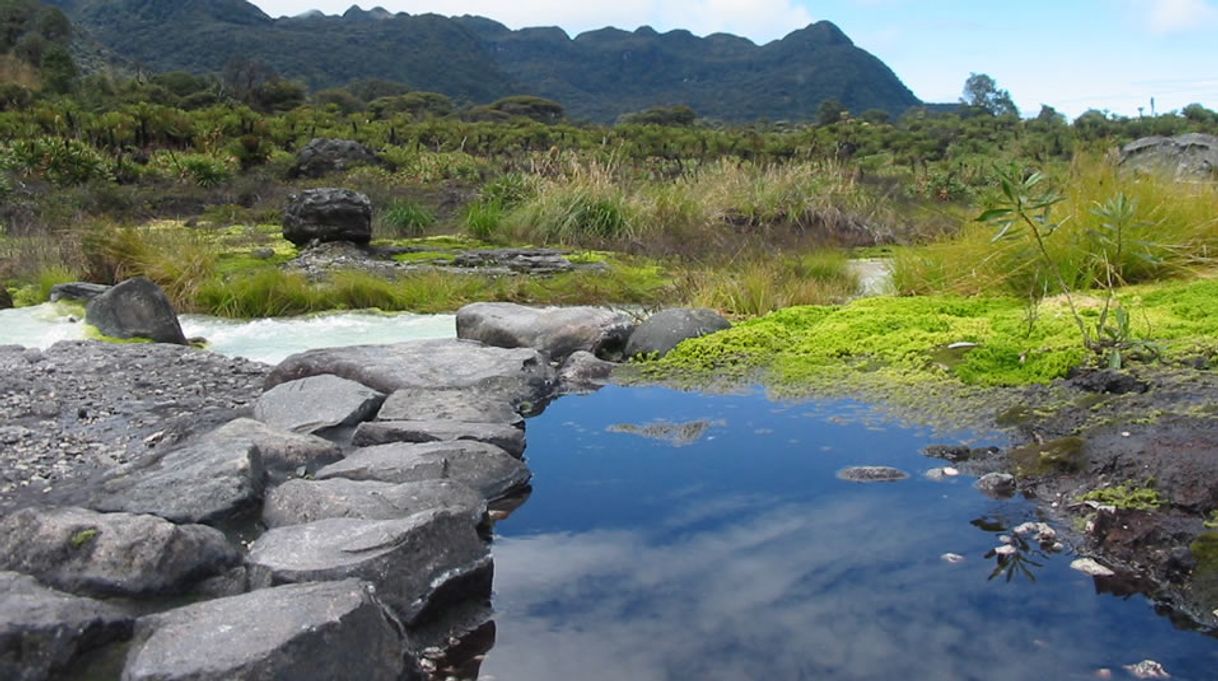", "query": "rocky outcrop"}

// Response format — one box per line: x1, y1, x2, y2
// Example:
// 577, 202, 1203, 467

48, 281, 110, 303
456, 302, 635, 362
353, 419, 526, 458
0, 571, 133, 681
283, 188, 373, 247
1120, 133, 1218, 180
0, 507, 238, 597
122, 580, 411, 681
90, 421, 266, 525
317, 441, 532, 502
84, 277, 187, 345
376, 387, 524, 427
624, 308, 731, 359
262, 478, 486, 529
254, 374, 385, 435
290, 138, 380, 179
247, 510, 492, 626
266, 339, 555, 409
